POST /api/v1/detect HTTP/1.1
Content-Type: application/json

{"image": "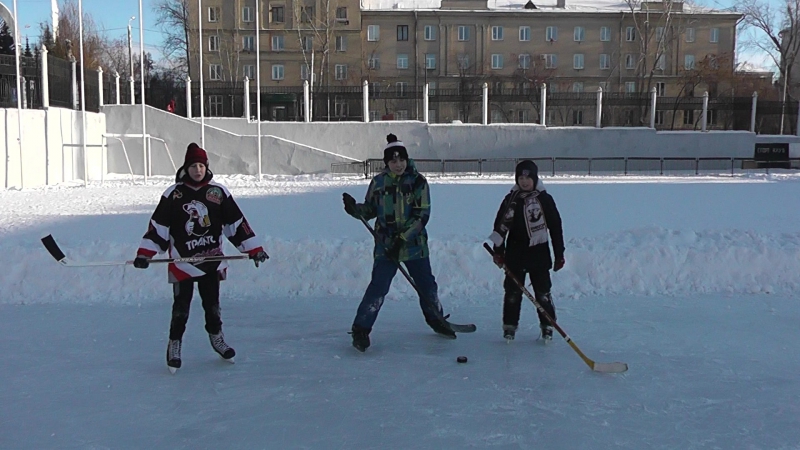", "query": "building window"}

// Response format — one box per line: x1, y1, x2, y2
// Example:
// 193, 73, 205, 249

243, 65, 255, 80
208, 35, 219, 52
599, 53, 610, 69
395, 110, 409, 120
300, 64, 309, 80
625, 81, 636, 93
271, 64, 284, 80
544, 54, 557, 69
685, 28, 695, 43
518, 53, 531, 69
492, 26, 504, 41
302, 36, 313, 51
396, 82, 408, 96
209, 95, 223, 116
548, 82, 558, 93
710, 28, 719, 43
656, 27, 664, 42
367, 25, 380, 41
491, 110, 504, 123
572, 82, 584, 93
625, 54, 636, 69
208, 7, 218, 22
336, 7, 347, 20
242, 6, 253, 22
458, 26, 470, 41
397, 25, 409, 41
369, 110, 379, 121
518, 110, 529, 123
209, 64, 222, 80
655, 110, 664, 126
656, 82, 665, 96
600, 26, 610, 41
397, 54, 409, 69
656, 54, 665, 70
626, 26, 636, 41
424, 25, 437, 40
684, 54, 695, 70
243, 36, 255, 51
683, 109, 694, 125
457, 53, 470, 70
491, 54, 503, 69
573, 110, 583, 125
706, 109, 716, 125
301, 6, 313, 23
272, 35, 284, 51
336, 36, 347, 52
547, 109, 557, 124
425, 53, 436, 69
271, 6, 284, 23
335, 96, 348, 117
519, 26, 530, 41
428, 81, 436, 94
546, 26, 557, 42
574, 26, 585, 42
335, 64, 347, 80
573, 53, 584, 69
368, 56, 380, 69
